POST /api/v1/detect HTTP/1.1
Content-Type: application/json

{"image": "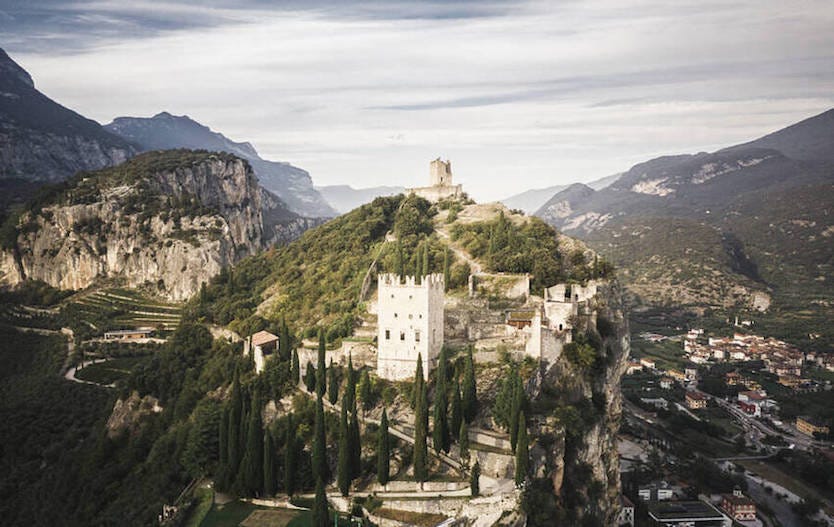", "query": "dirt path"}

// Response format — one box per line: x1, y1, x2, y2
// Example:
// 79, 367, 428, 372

435, 228, 482, 274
